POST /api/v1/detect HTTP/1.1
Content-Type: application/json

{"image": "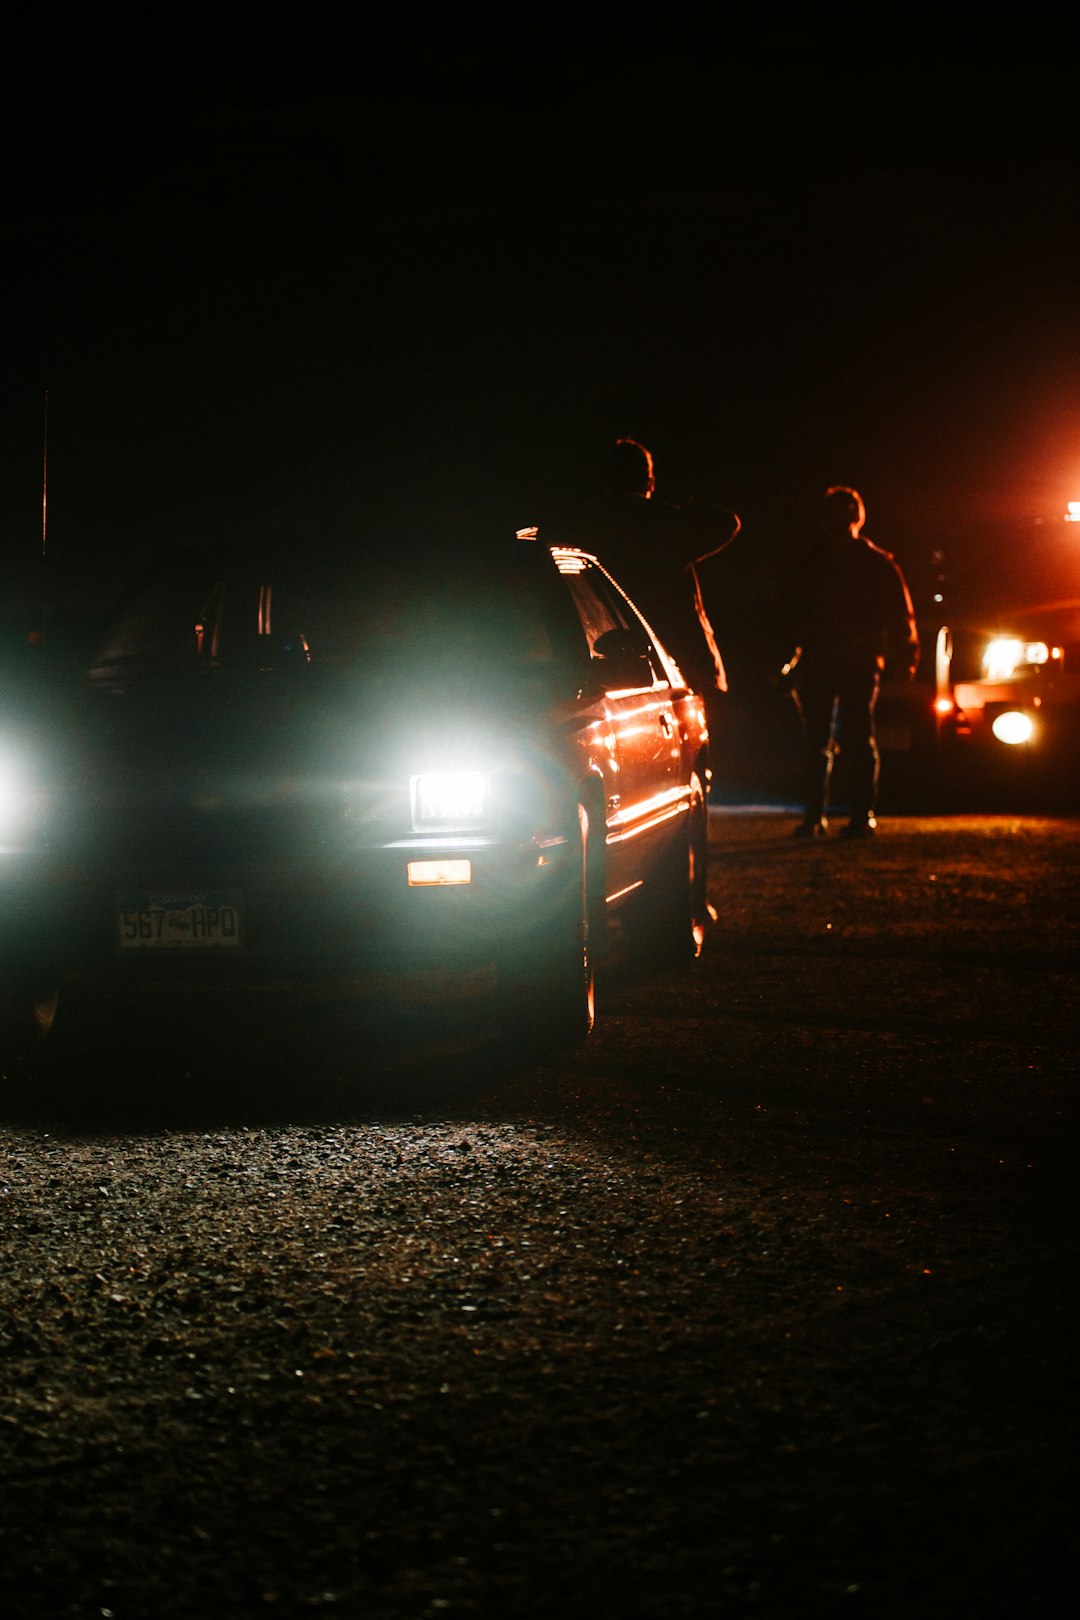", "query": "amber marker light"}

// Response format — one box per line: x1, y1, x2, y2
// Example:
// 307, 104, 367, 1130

407, 859, 472, 886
